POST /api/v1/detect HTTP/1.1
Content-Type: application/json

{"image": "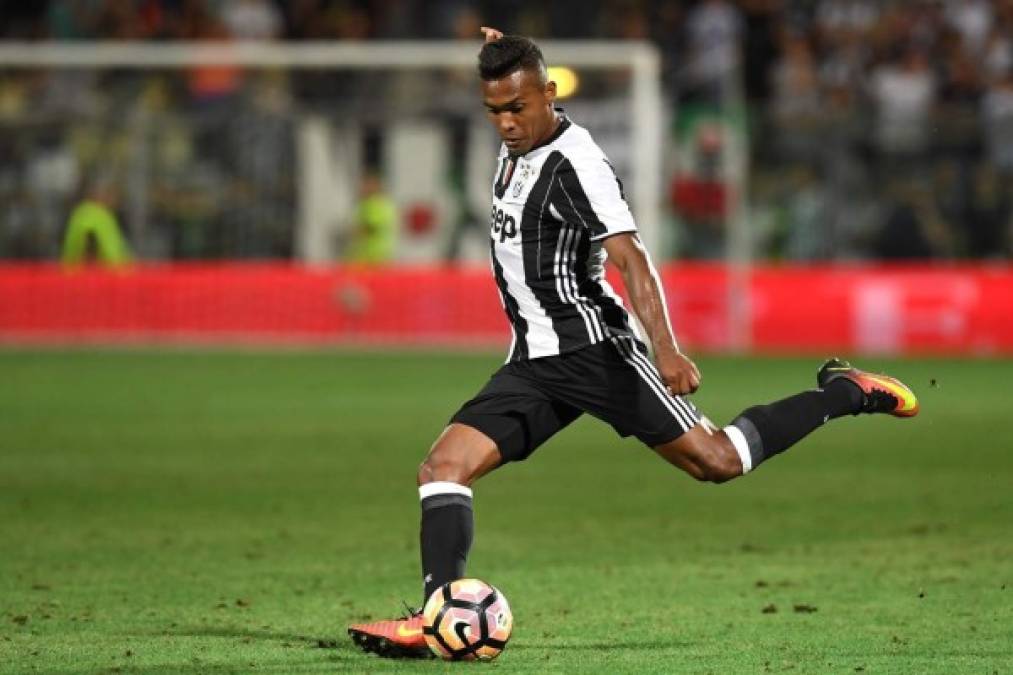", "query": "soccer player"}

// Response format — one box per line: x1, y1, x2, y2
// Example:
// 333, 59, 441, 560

348, 28, 919, 658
